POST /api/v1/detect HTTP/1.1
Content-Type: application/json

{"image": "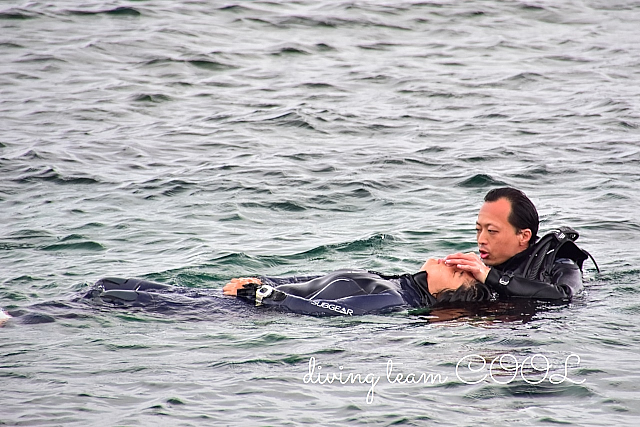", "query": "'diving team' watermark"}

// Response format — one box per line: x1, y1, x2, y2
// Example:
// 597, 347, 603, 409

302, 354, 585, 404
